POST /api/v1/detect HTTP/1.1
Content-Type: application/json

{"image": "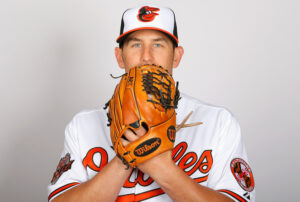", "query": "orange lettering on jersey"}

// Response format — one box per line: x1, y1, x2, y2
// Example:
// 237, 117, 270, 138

123, 170, 154, 188
123, 142, 213, 189
82, 147, 108, 172
172, 142, 213, 176
137, 170, 154, 186
82, 142, 213, 201
199, 150, 213, 173
177, 152, 198, 172
172, 141, 187, 161
123, 170, 136, 187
